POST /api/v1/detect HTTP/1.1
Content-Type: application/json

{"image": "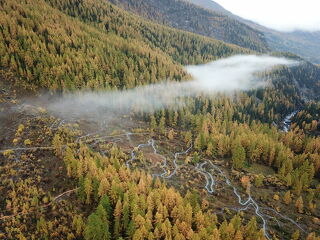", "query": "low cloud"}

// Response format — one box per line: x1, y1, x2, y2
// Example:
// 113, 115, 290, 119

40, 55, 297, 119
185, 55, 294, 92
